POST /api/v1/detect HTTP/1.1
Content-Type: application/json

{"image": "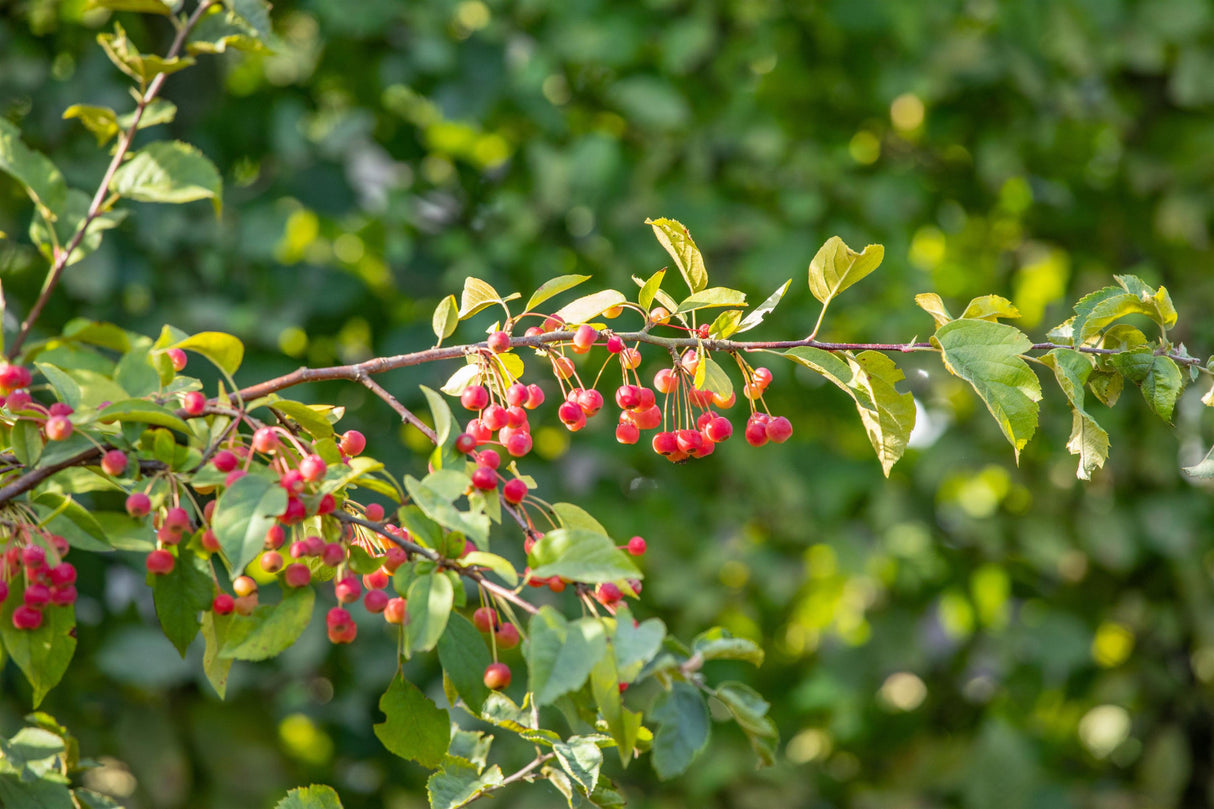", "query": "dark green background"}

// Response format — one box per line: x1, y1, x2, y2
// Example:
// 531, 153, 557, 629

3, 0, 1214, 806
